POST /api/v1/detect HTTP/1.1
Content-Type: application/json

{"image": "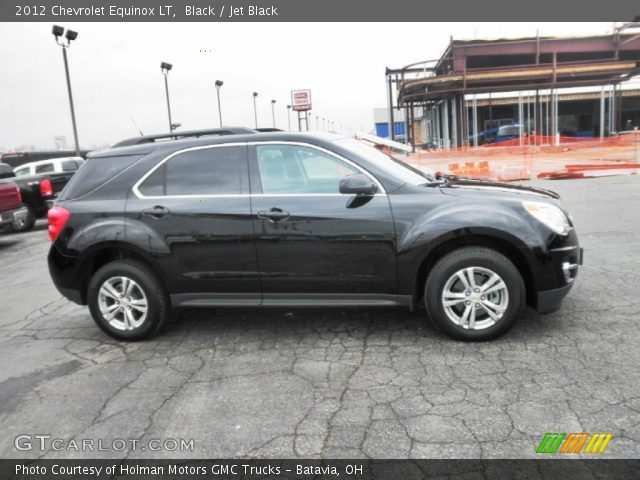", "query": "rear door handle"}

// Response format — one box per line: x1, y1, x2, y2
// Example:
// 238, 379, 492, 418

257, 207, 290, 222
142, 205, 170, 219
